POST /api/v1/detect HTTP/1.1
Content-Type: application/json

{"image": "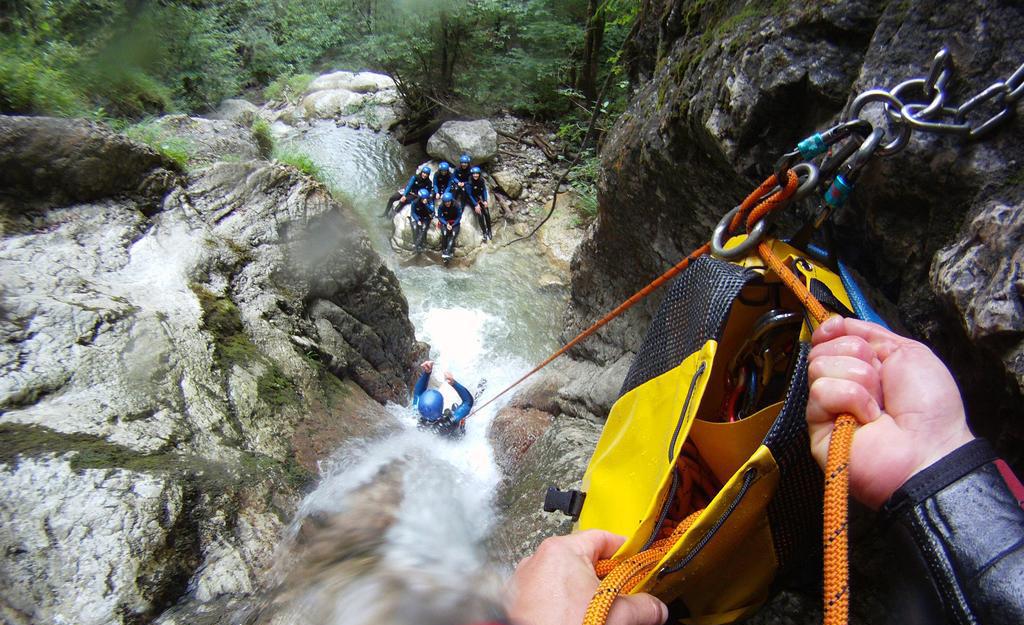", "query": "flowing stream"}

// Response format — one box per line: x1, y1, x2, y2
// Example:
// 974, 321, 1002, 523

268, 122, 567, 618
